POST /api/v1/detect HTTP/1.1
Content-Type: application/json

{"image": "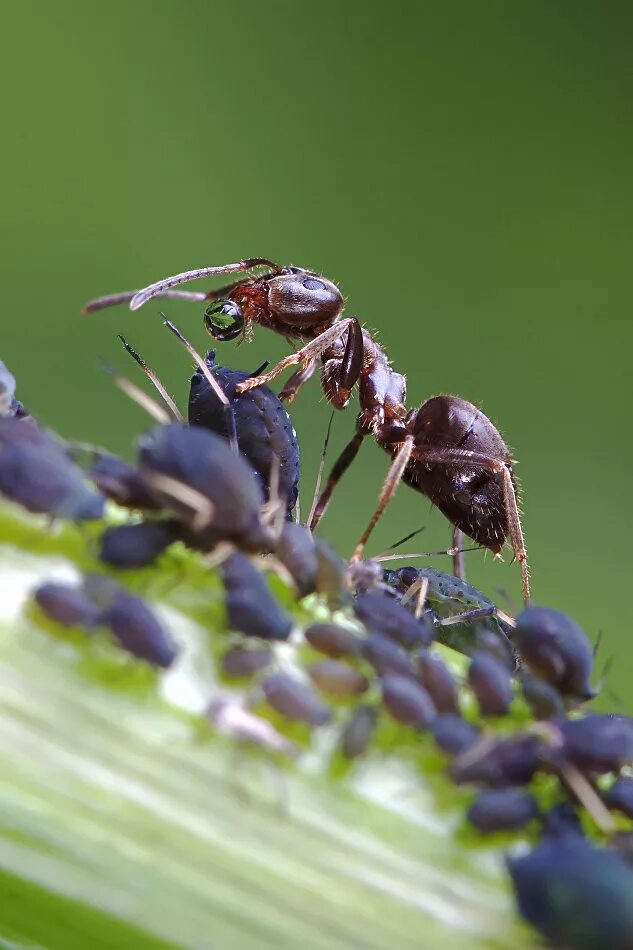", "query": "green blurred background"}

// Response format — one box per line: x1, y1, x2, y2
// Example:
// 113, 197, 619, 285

1, 2, 631, 701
